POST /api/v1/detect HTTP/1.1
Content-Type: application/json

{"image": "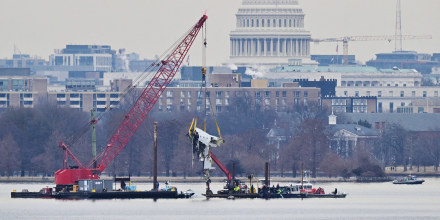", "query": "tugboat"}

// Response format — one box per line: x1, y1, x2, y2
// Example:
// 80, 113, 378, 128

282, 168, 347, 198
393, 175, 425, 184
